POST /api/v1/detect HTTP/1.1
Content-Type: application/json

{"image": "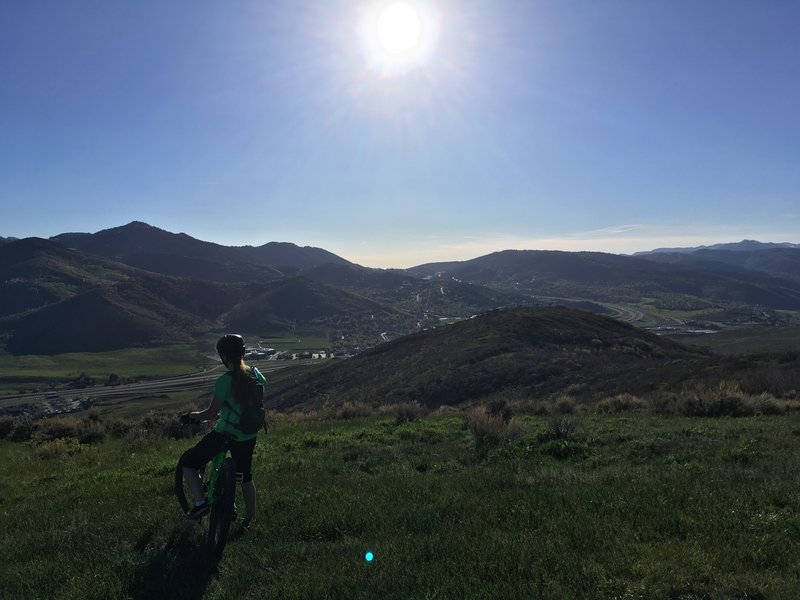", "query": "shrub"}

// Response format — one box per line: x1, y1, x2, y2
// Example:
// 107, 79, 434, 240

336, 402, 375, 420
384, 401, 427, 423
34, 438, 84, 460
10, 419, 36, 442
0, 417, 15, 440
596, 393, 646, 414
465, 405, 523, 456
680, 393, 754, 418
487, 400, 513, 423
105, 419, 133, 439
752, 393, 783, 416
554, 395, 577, 414
647, 391, 680, 416
125, 427, 154, 451
36, 417, 82, 442
137, 411, 192, 440
78, 424, 106, 445
544, 414, 579, 441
